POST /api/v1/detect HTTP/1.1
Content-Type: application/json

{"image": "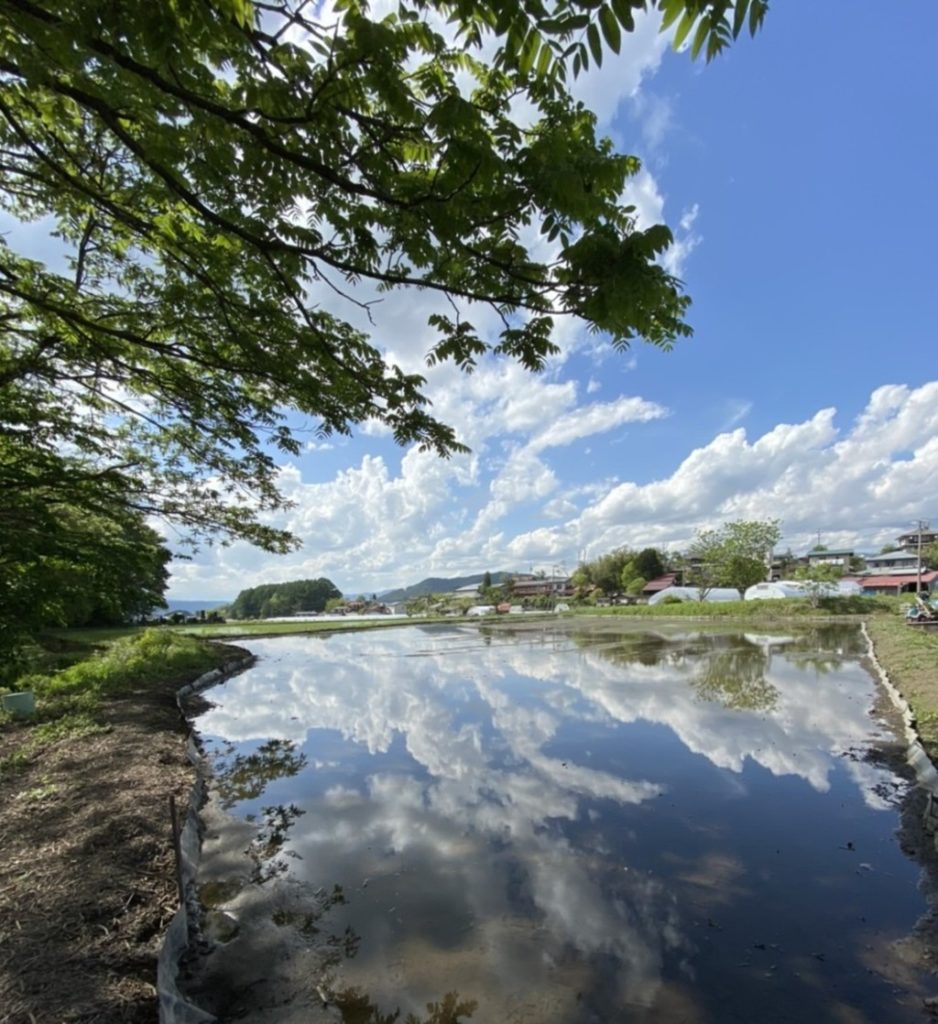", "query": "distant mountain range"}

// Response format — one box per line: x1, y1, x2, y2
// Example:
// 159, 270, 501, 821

379, 572, 511, 604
